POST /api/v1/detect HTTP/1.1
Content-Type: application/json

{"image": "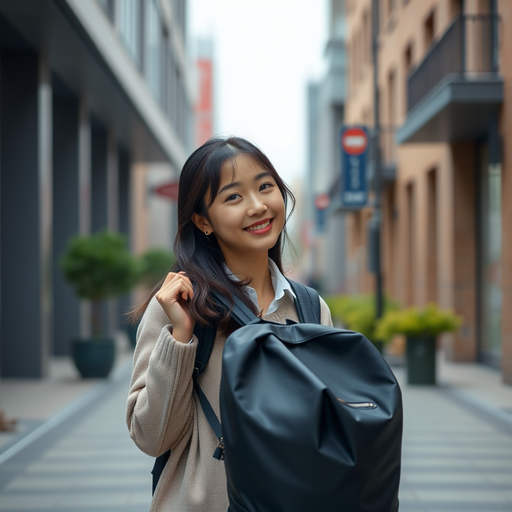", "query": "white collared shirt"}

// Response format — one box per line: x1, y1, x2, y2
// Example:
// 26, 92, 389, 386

224, 258, 296, 316
184, 259, 296, 343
